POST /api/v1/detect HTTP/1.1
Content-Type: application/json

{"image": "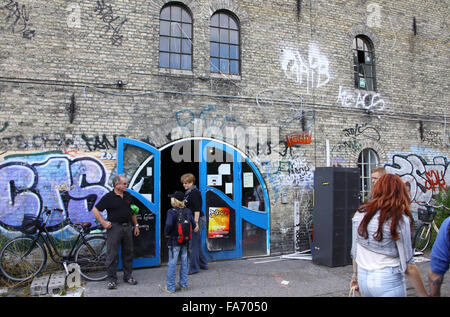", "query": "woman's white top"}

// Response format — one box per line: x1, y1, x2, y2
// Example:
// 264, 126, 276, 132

356, 243, 400, 270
